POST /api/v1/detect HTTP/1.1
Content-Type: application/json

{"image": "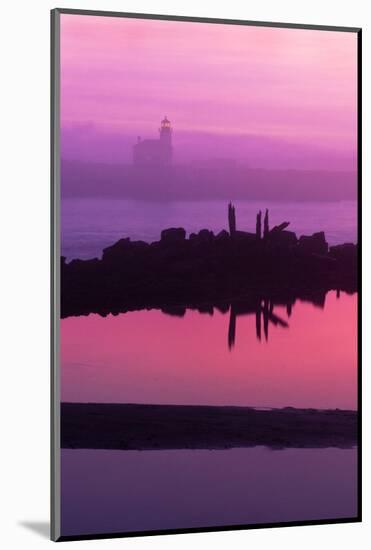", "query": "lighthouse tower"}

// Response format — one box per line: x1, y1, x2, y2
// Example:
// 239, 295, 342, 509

159, 116, 172, 163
